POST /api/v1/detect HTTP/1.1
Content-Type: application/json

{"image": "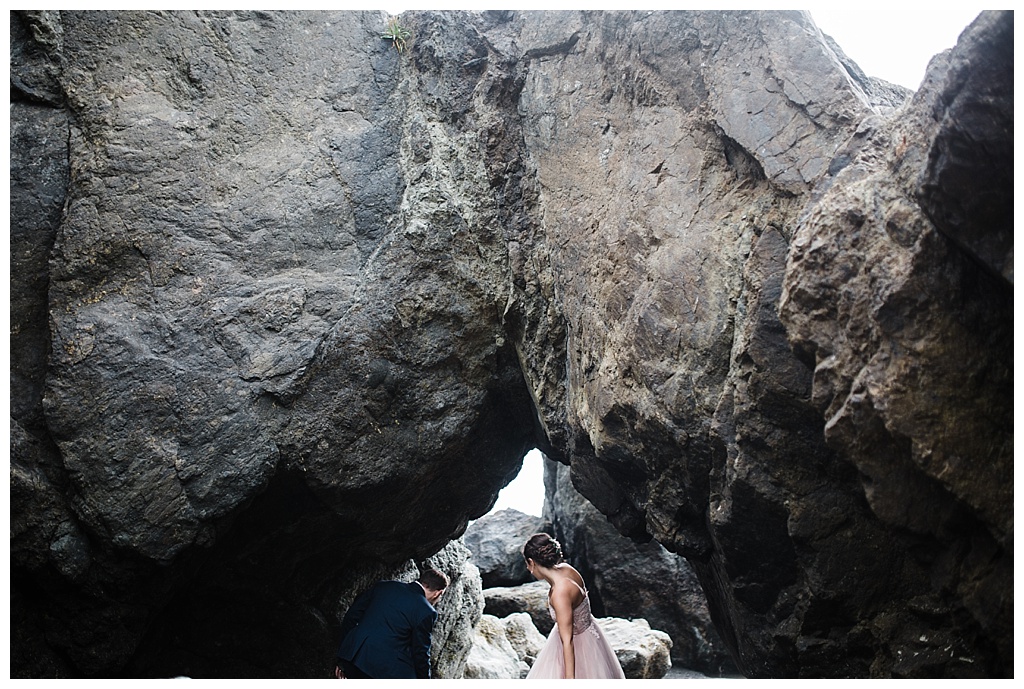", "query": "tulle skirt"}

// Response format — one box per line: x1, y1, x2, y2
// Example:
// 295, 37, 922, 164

526, 618, 625, 679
